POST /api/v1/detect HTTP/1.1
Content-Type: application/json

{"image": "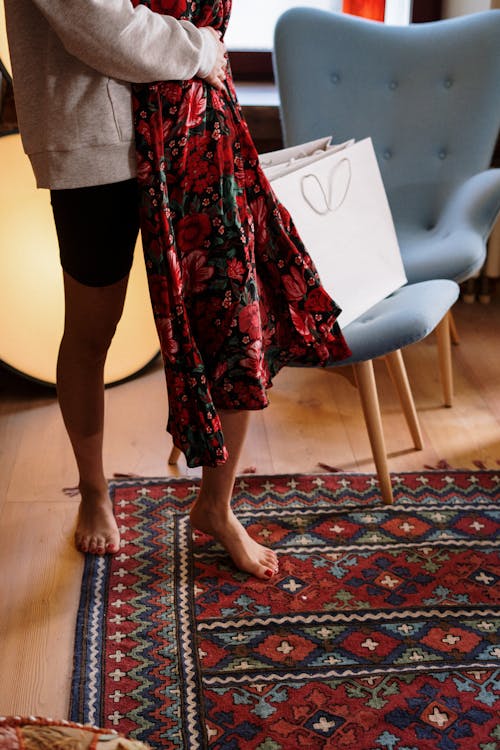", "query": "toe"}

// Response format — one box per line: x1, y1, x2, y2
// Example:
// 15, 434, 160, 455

263, 567, 277, 580
96, 535, 112, 555
75, 533, 88, 553
262, 549, 279, 569
88, 536, 100, 555
250, 562, 278, 580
